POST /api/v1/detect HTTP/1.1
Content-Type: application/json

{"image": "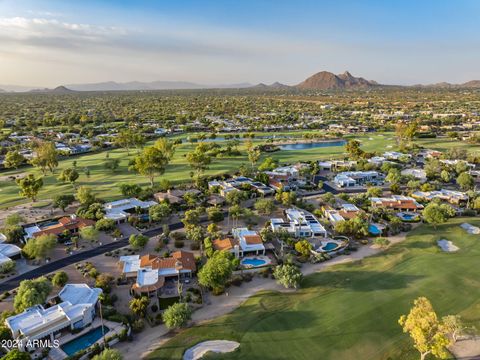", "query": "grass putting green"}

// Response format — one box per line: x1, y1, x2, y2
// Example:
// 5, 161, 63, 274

0, 132, 479, 209
148, 218, 480, 360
